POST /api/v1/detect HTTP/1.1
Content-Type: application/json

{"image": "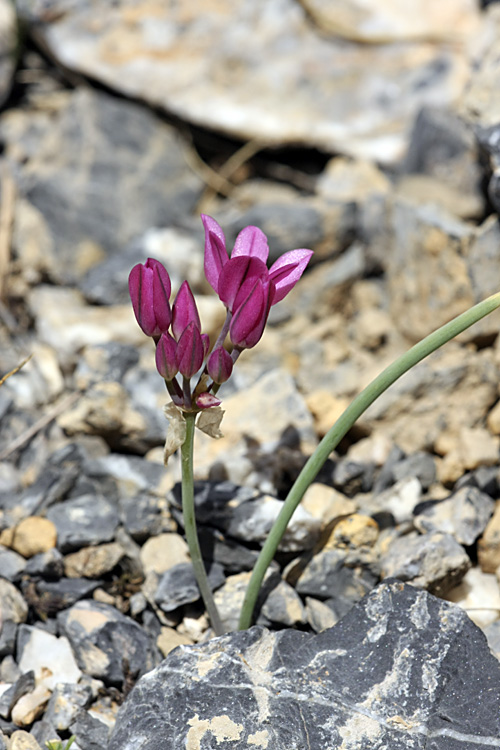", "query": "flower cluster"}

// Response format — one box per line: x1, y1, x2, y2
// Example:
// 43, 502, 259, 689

128, 215, 313, 413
